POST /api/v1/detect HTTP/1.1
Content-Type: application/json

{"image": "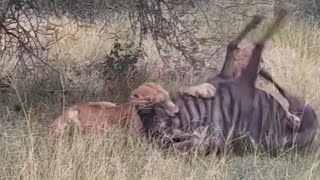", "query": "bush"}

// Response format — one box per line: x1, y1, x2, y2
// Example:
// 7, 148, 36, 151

98, 39, 149, 102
